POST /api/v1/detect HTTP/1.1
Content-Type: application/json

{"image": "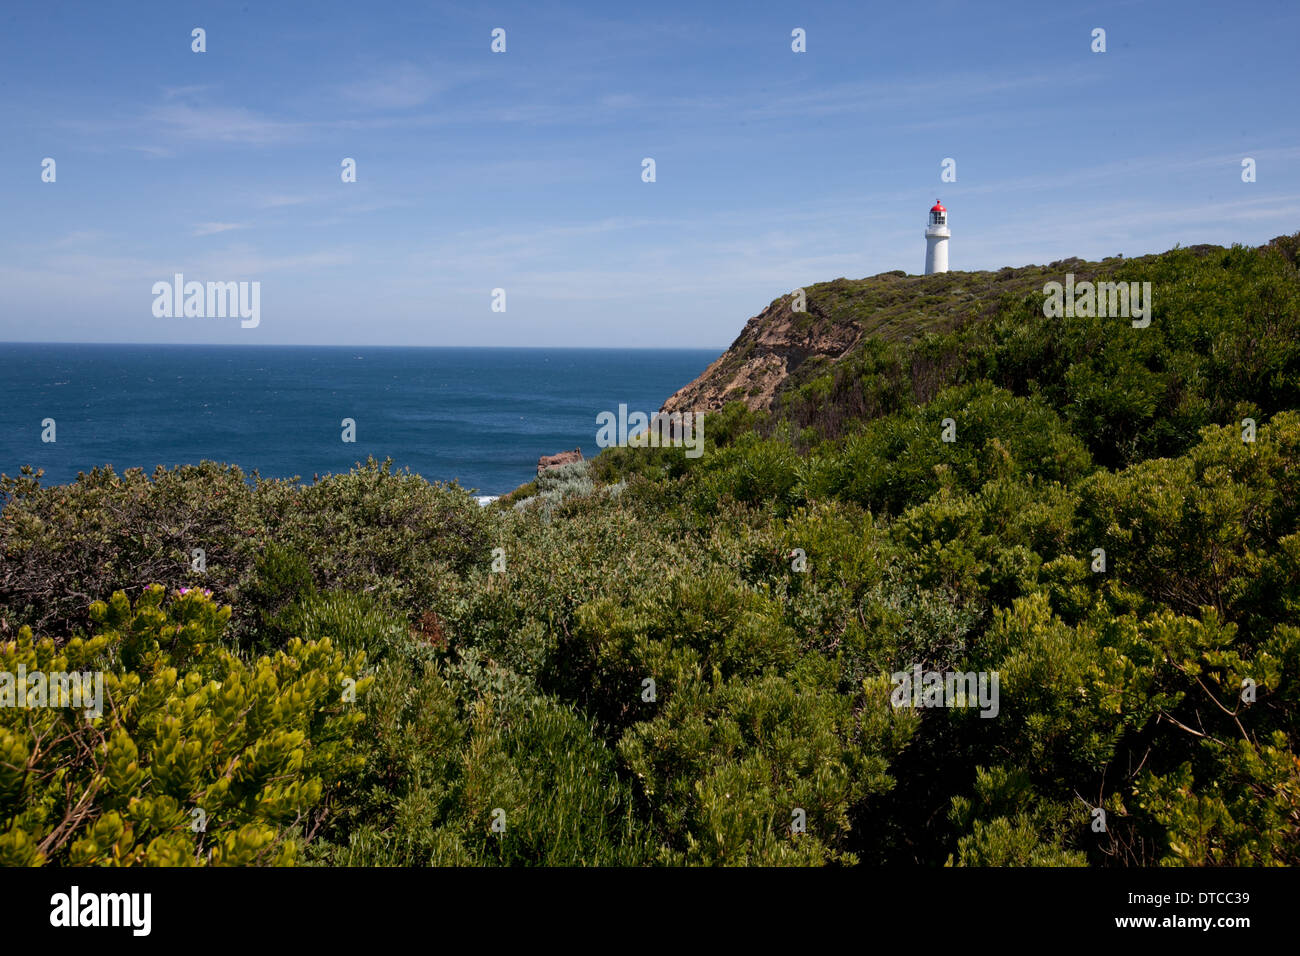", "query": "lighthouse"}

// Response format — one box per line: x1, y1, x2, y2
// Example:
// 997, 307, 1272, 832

924, 199, 950, 274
